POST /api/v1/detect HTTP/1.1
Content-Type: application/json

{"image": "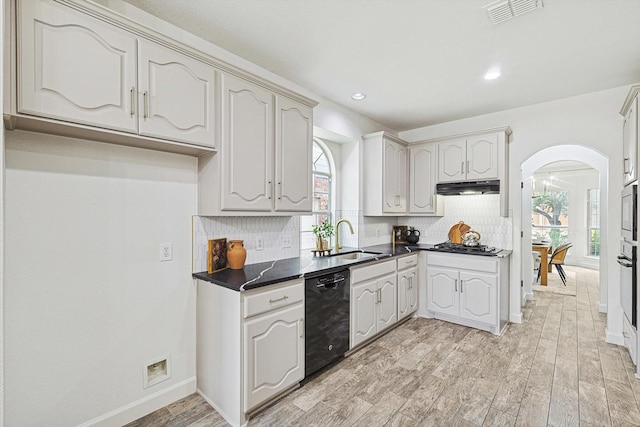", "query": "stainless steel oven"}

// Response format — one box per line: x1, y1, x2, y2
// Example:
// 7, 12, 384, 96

622, 183, 637, 242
